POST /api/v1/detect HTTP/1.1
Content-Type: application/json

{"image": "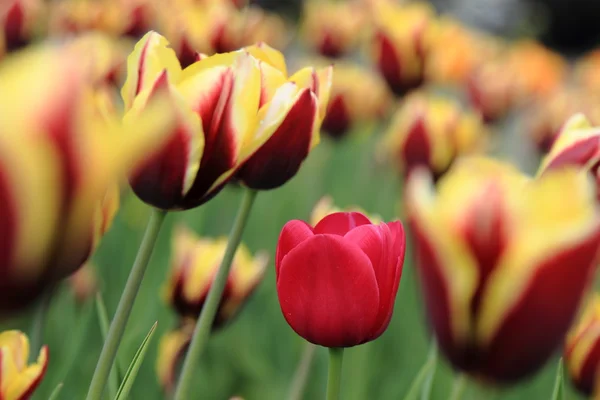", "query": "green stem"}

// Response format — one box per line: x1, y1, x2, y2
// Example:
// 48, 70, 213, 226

29, 287, 54, 361
448, 373, 468, 400
551, 358, 564, 400
173, 189, 257, 400
326, 348, 344, 400
287, 343, 317, 400
86, 208, 167, 400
